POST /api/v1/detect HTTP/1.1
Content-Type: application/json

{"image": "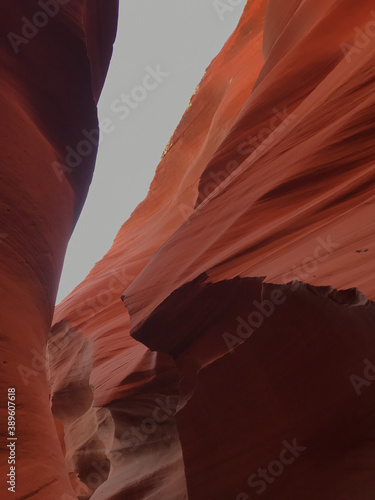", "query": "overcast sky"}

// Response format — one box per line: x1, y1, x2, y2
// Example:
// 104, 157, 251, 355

56, 0, 245, 303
